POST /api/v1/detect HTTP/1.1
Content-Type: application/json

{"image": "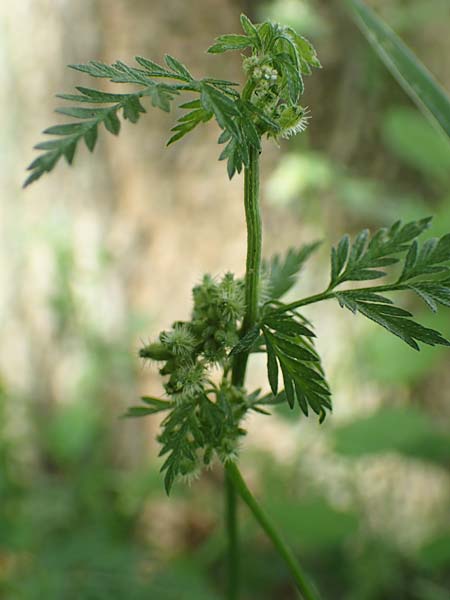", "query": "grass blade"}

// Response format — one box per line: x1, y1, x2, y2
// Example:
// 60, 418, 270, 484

345, 0, 450, 141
